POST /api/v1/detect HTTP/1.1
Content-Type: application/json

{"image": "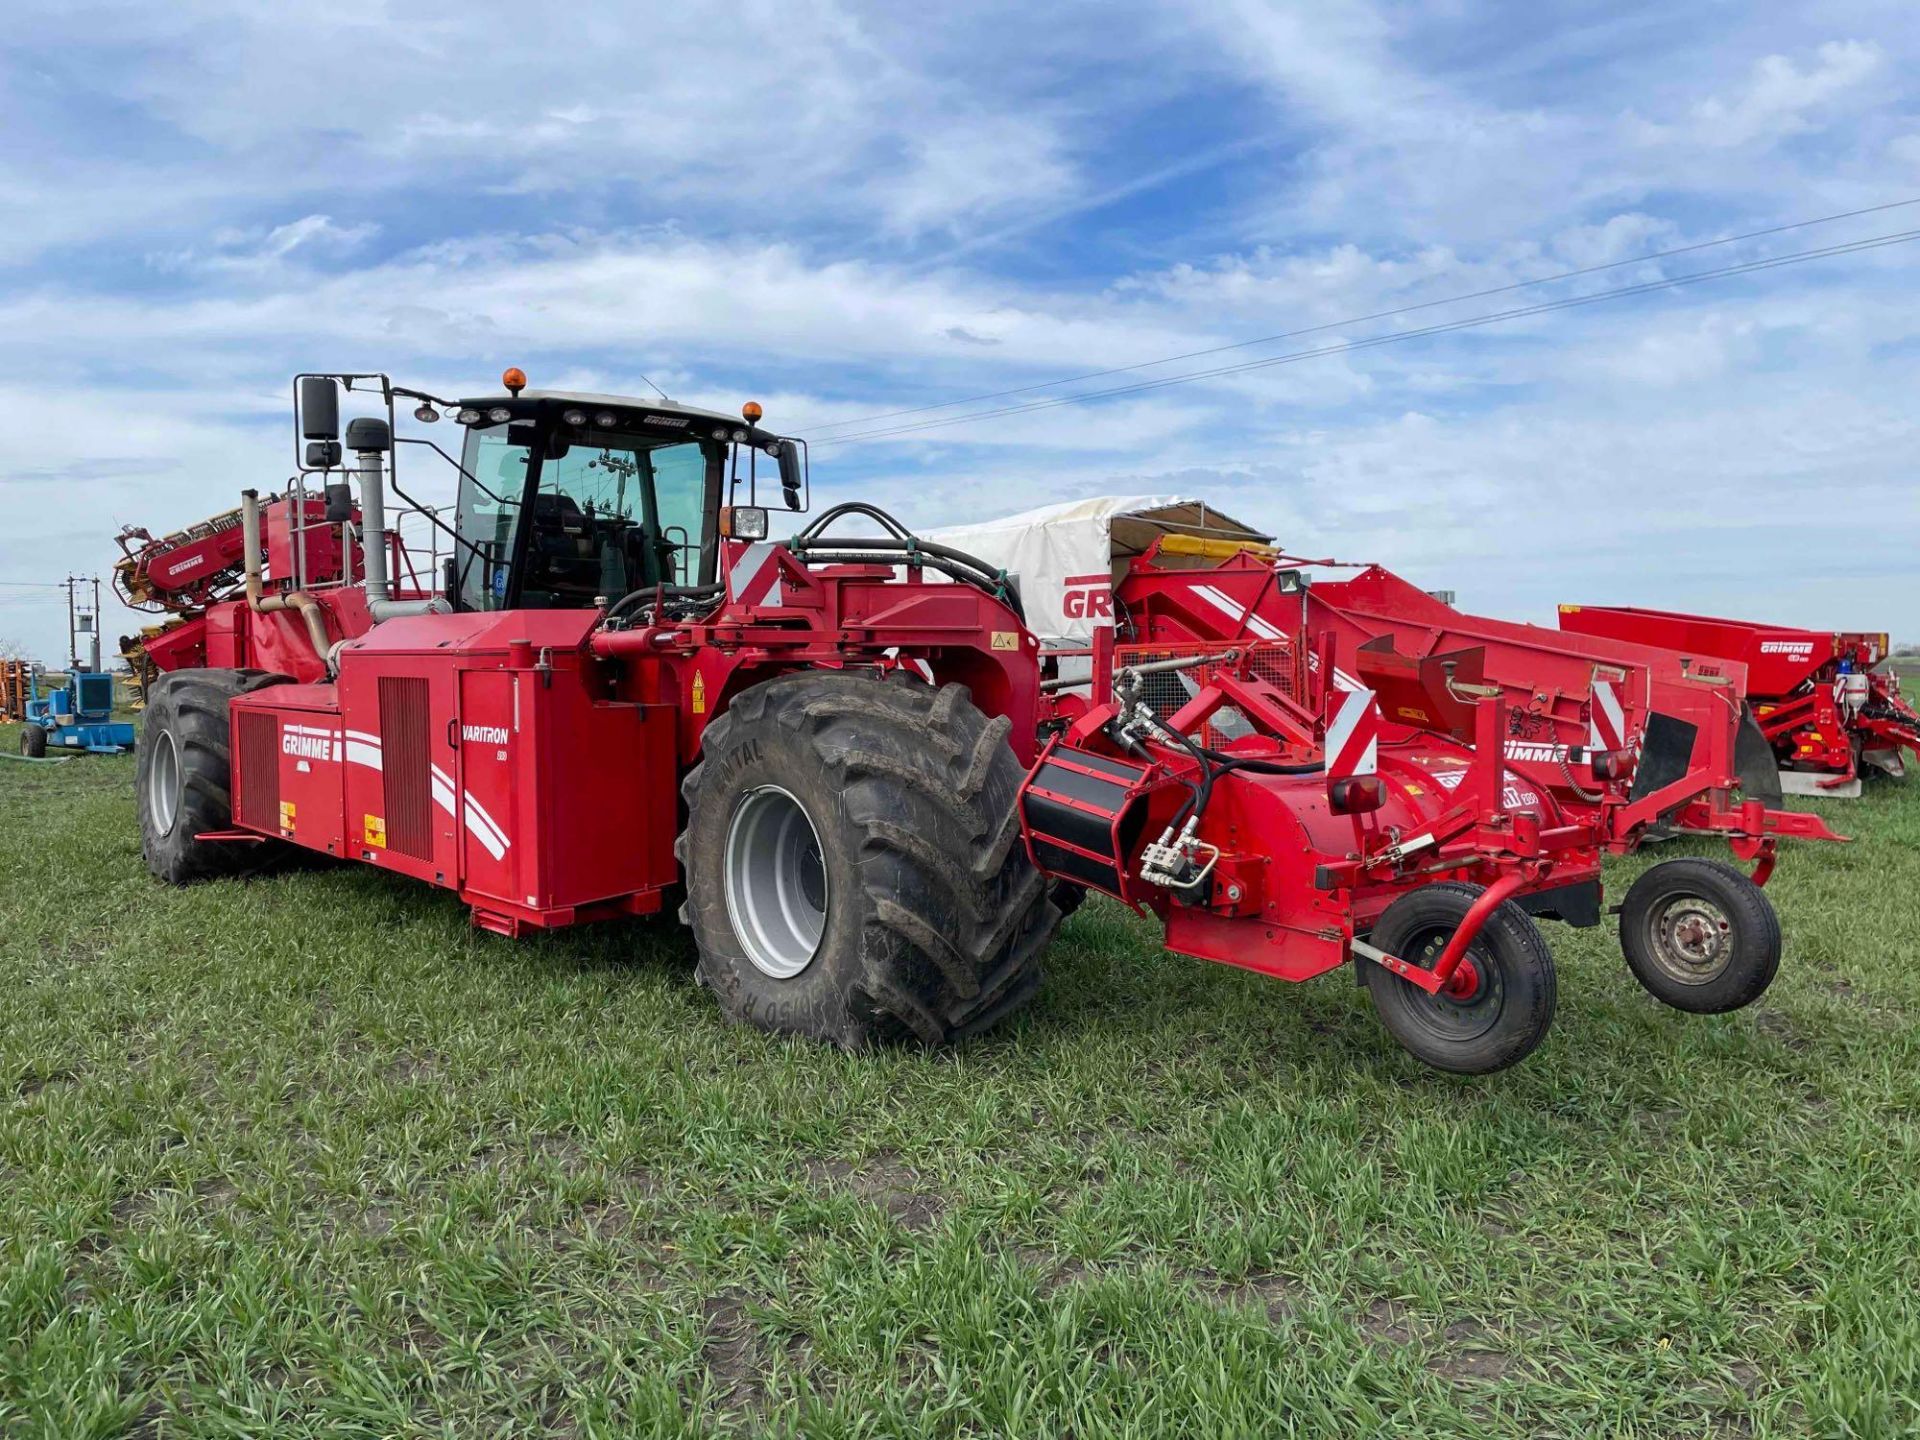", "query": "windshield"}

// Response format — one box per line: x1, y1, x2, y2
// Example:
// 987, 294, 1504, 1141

454, 420, 718, 611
